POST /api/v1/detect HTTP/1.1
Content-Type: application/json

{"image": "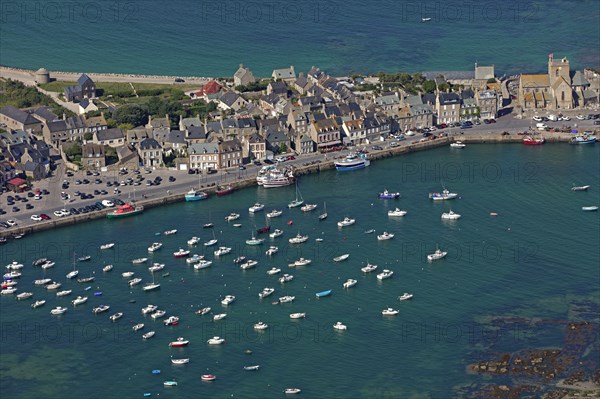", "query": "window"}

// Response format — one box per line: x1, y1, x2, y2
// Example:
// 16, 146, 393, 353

561, 91, 565, 101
